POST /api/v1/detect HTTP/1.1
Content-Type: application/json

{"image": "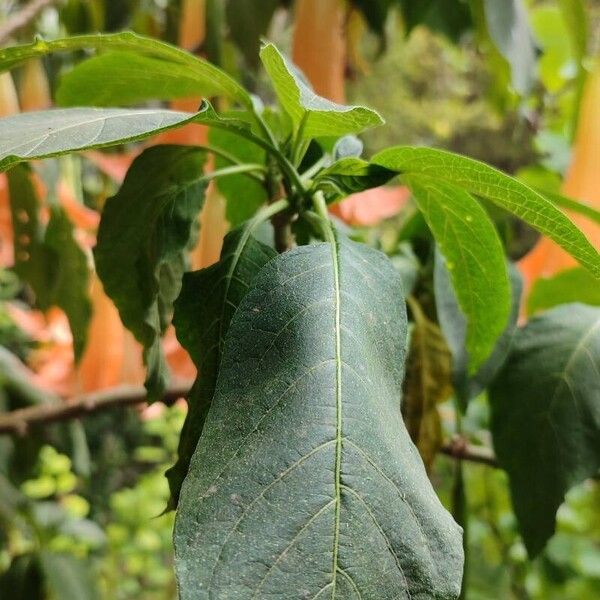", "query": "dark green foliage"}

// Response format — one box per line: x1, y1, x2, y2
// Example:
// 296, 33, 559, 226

490, 304, 600, 556
168, 226, 276, 508
175, 237, 463, 599
95, 145, 208, 399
